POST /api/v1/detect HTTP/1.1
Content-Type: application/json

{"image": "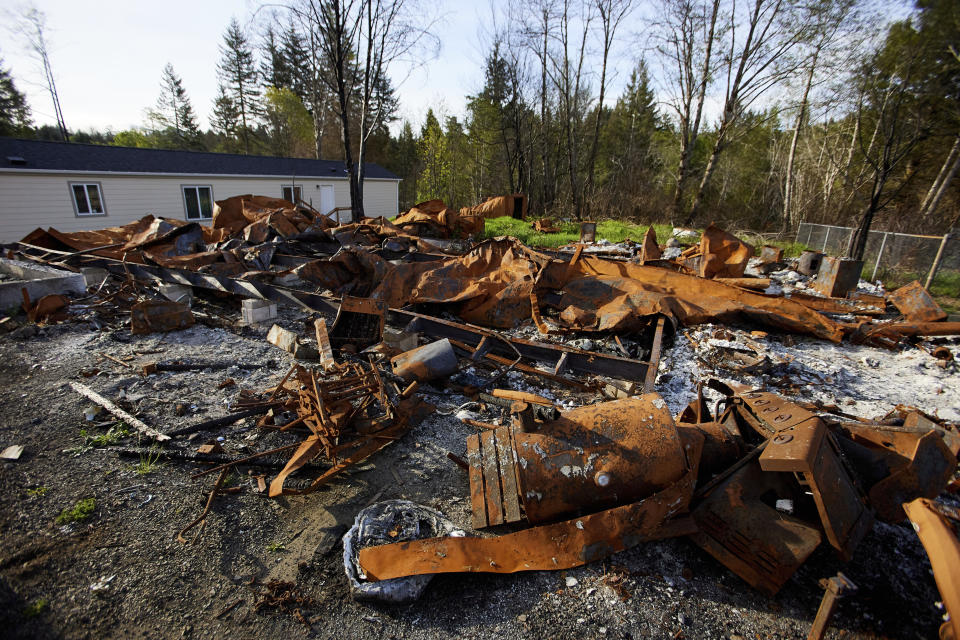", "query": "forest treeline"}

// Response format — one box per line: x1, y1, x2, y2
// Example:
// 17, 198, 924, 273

1, 0, 957, 255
